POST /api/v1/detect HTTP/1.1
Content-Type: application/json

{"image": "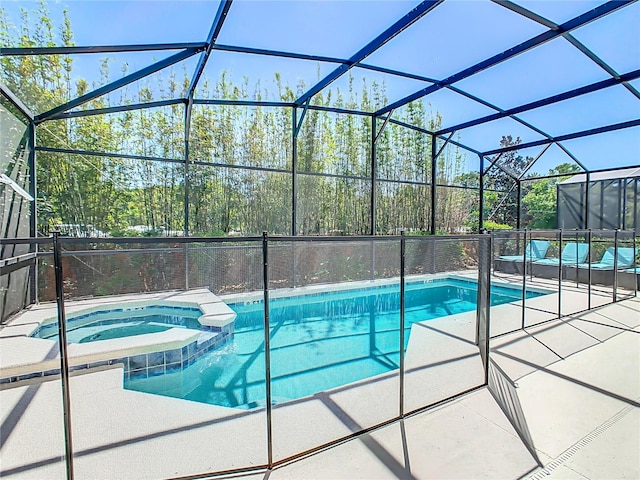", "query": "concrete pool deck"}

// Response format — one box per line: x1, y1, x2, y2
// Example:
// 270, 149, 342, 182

223, 295, 640, 480
0, 277, 637, 479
